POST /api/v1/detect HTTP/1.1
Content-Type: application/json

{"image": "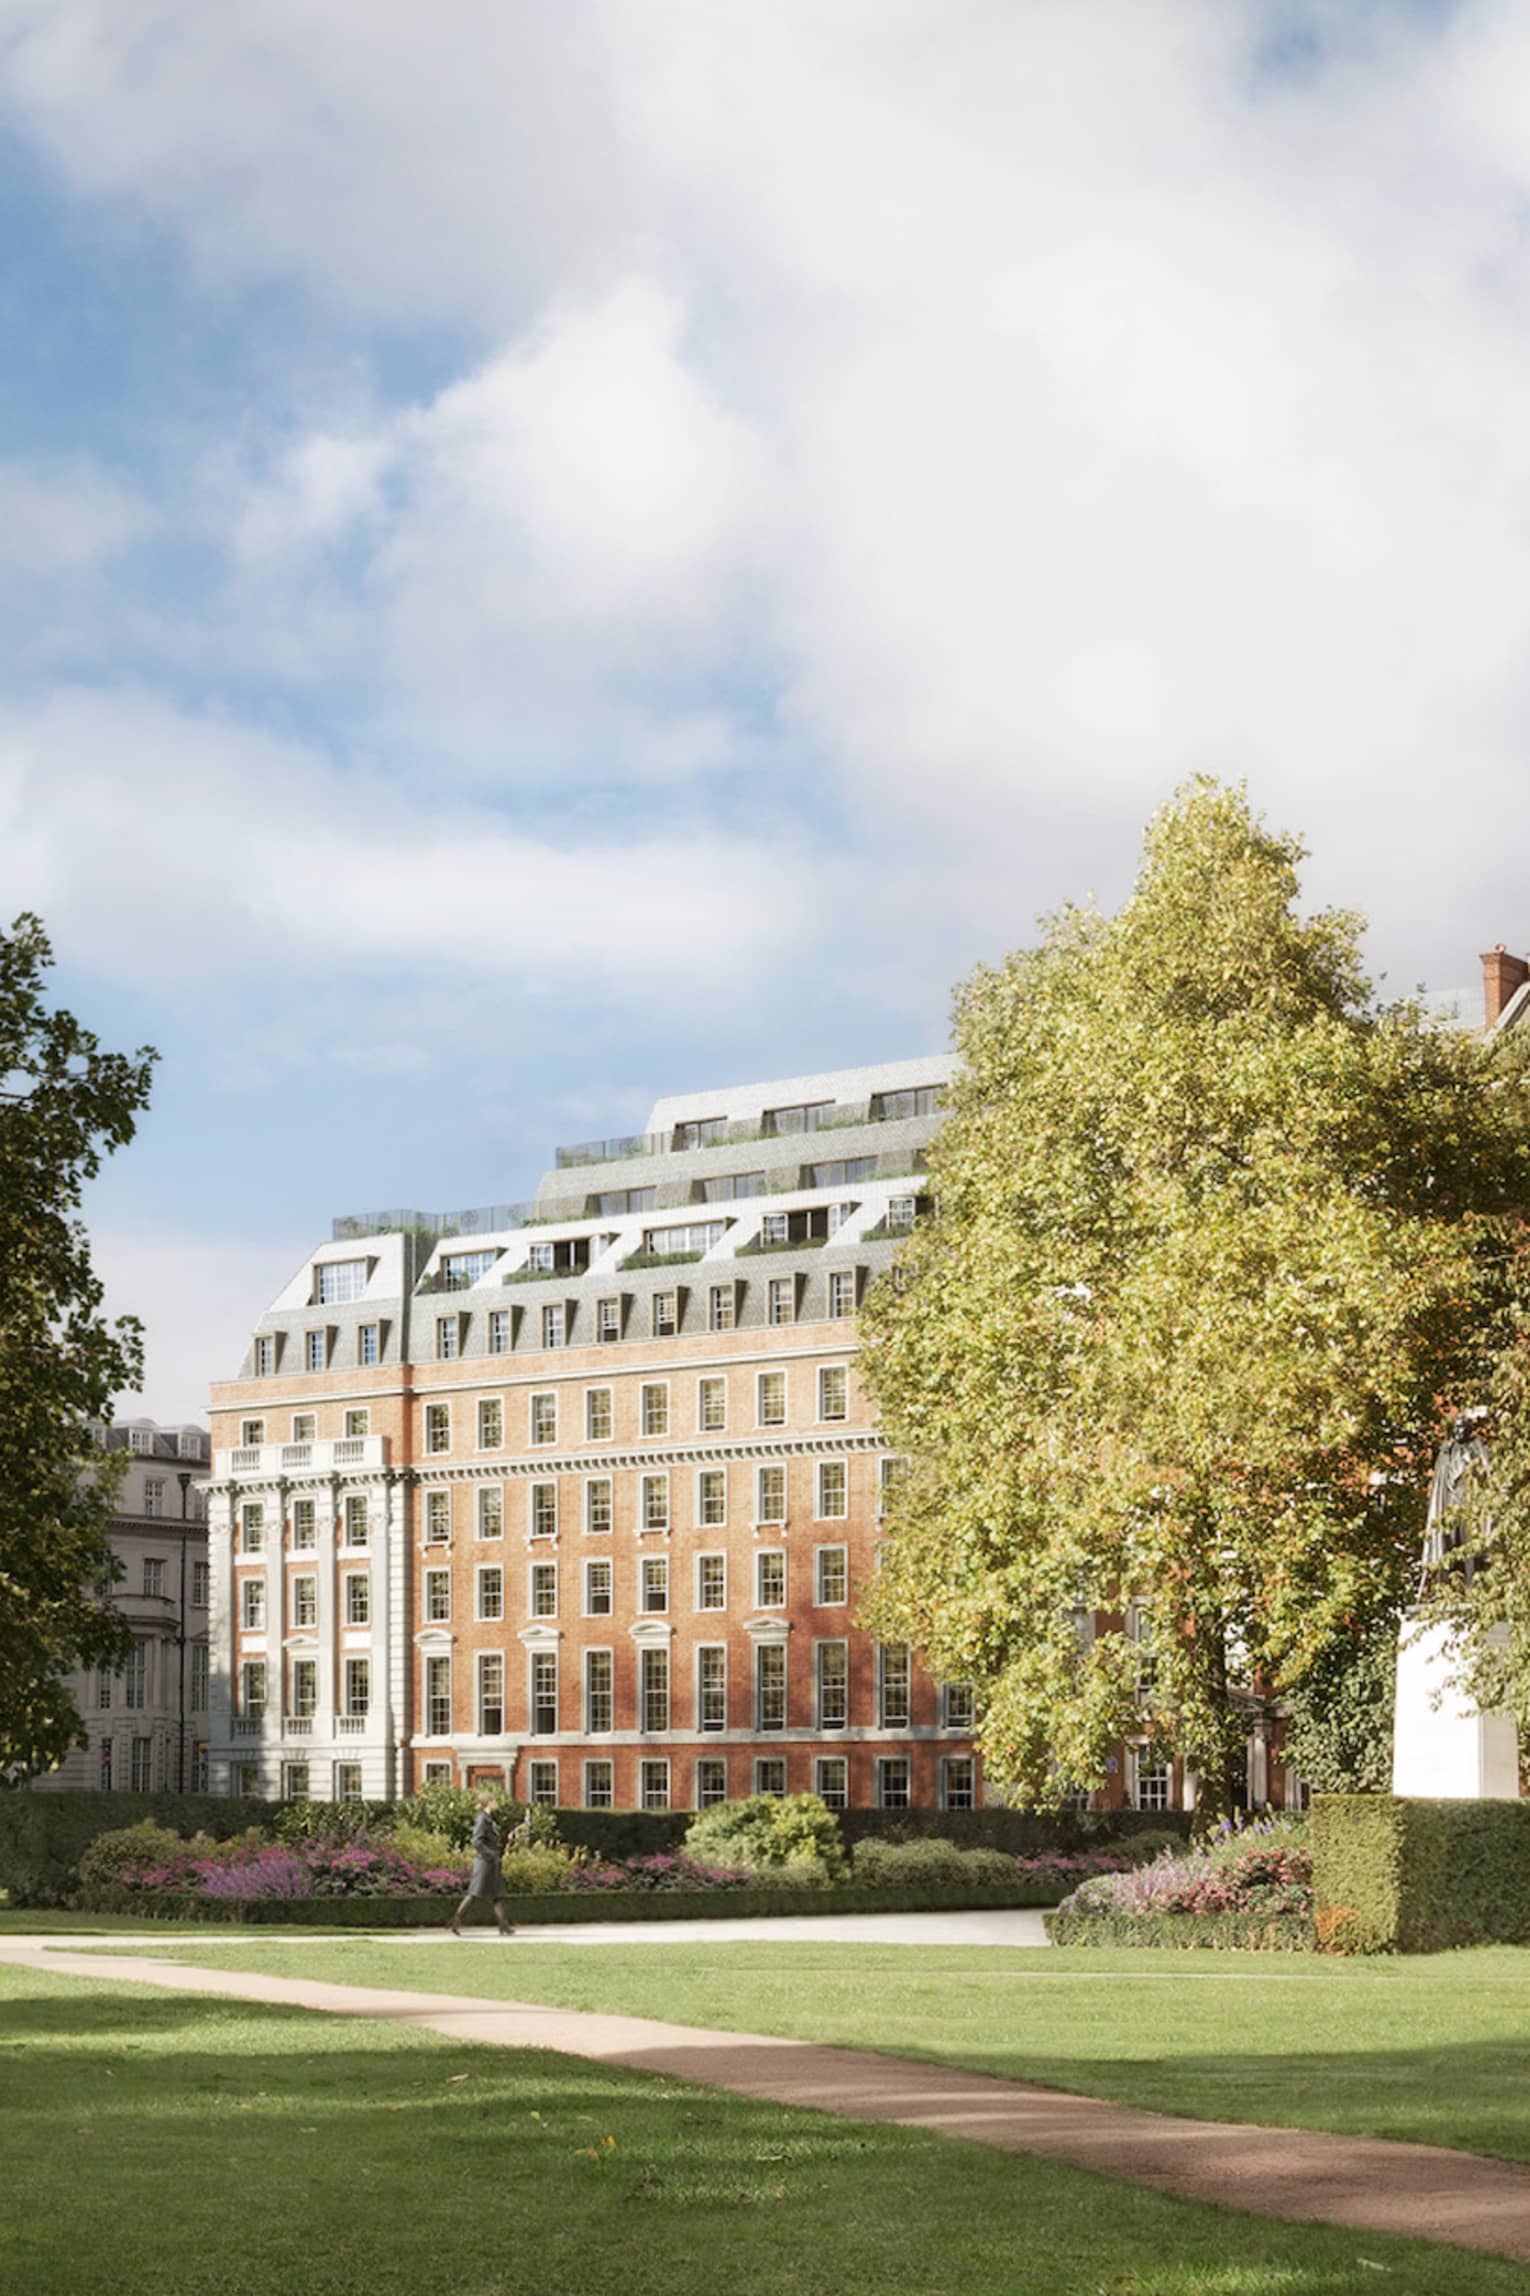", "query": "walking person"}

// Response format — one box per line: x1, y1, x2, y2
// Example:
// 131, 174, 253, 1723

451, 1788, 515, 1937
